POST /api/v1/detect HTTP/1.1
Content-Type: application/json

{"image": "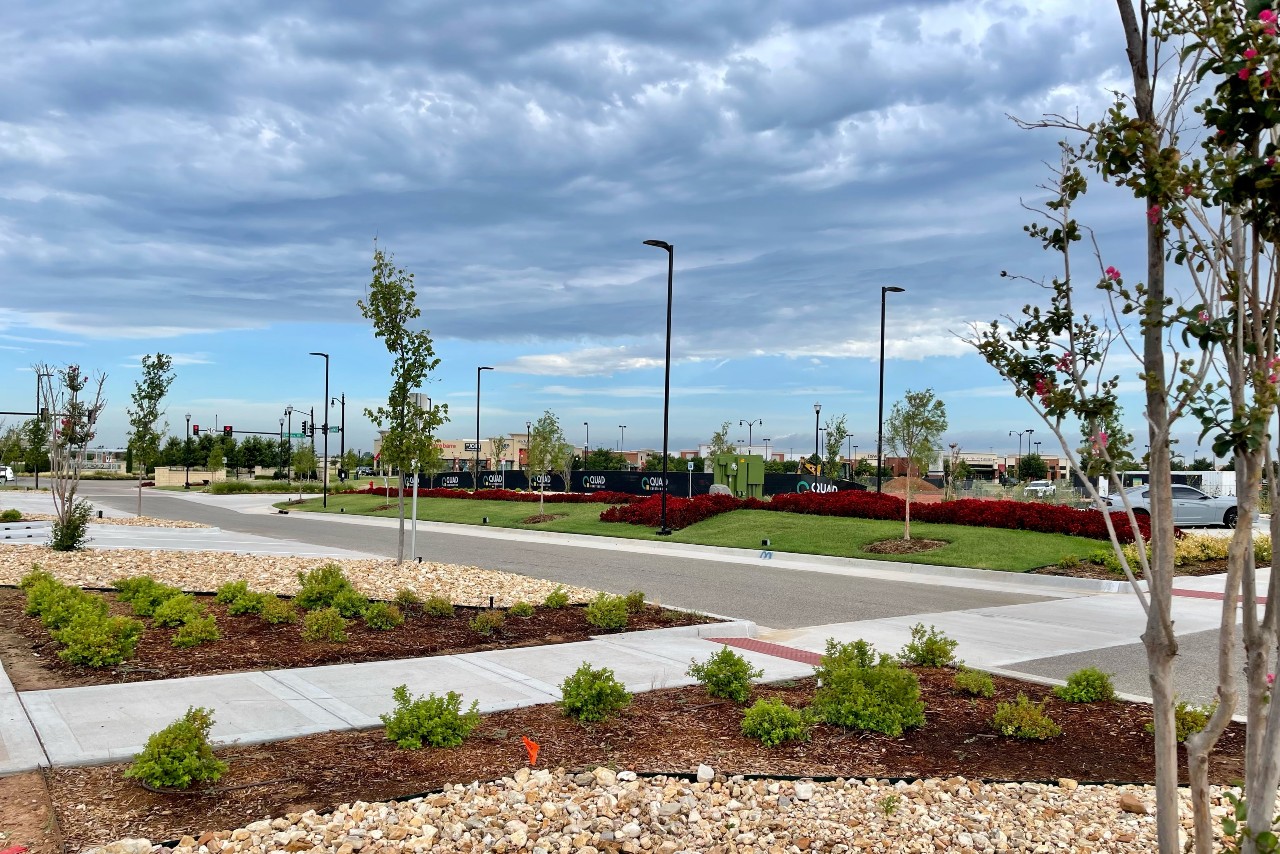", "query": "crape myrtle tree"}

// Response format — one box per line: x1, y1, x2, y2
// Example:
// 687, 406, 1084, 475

36, 363, 107, 550
125, 353, 175, 517
358, 244, 449, 563
884, 389, 947, 541
822, 415, 849, 480
971, 3, 1280, 848
526, 411, 566, 515
488, 435, 509, 488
